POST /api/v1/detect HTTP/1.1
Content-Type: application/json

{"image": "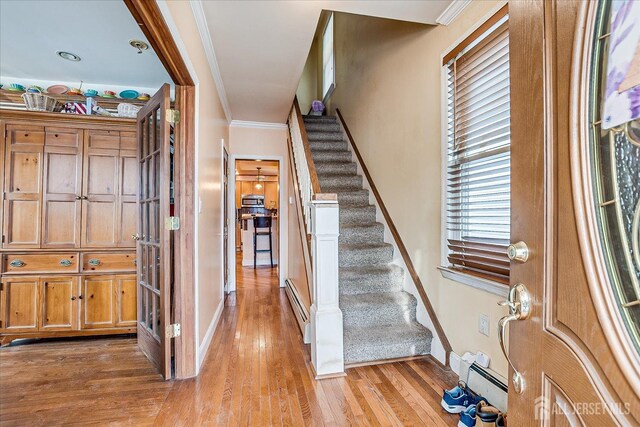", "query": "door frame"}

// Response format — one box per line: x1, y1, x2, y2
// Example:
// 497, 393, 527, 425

124, 0, 197, 379
227, 154, 285, 294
